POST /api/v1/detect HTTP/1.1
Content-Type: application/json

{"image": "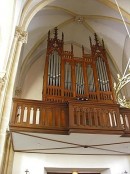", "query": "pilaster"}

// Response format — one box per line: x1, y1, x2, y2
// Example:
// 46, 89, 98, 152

0, 26, 28, 172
